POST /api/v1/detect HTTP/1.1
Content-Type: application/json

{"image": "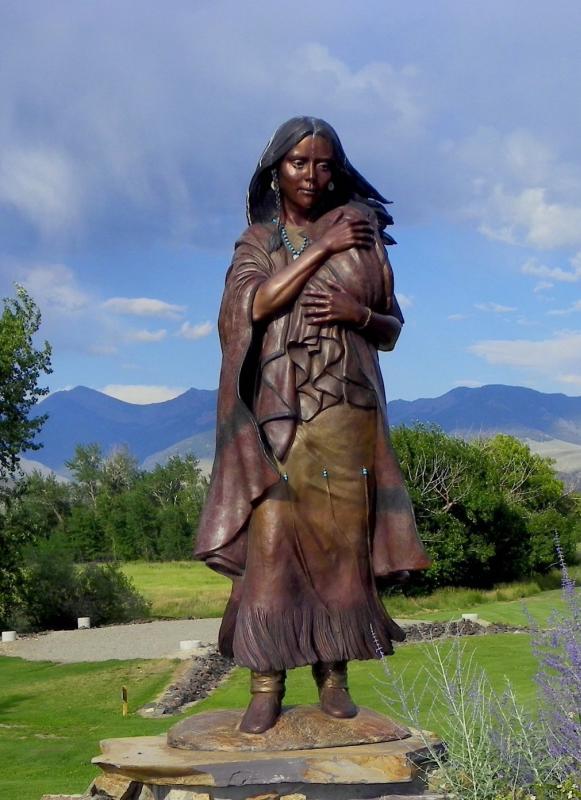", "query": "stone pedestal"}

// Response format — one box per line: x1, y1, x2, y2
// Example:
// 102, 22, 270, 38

85, 706, 441, 800
167, 706, 410, 752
